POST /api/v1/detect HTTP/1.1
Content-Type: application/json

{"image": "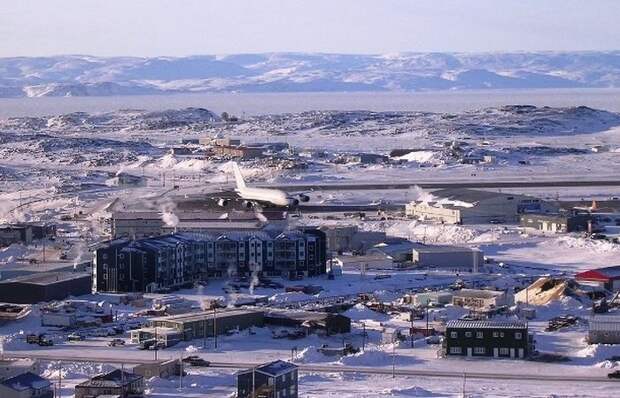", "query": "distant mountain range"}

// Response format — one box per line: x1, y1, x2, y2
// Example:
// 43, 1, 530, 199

1, 51, 620, 97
